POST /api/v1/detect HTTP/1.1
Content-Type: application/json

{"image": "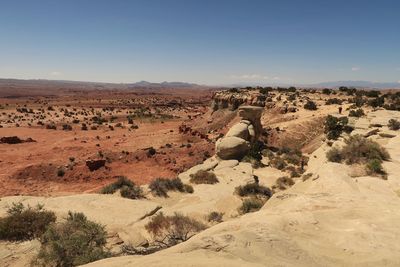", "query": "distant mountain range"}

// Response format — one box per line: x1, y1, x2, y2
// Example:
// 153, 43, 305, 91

311, 80, 400, 89
128, 80, 200, 88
